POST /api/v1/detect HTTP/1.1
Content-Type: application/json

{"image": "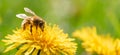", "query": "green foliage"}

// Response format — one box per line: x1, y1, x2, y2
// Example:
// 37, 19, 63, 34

0, 0, 120, 55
